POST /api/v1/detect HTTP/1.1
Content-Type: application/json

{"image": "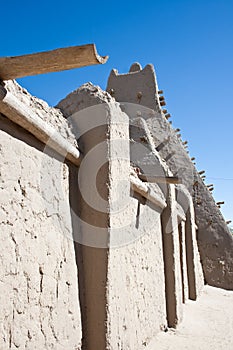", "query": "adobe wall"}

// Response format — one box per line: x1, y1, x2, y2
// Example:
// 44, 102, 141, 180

176, 185, 204, 299
146, 110, 233, 290
58, 84, 204, 349
107, 63, 233, 290
58, 85, 170, 349
107, 199, 167, 349
0, 77, 205, 349
0, 112, 82, 348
